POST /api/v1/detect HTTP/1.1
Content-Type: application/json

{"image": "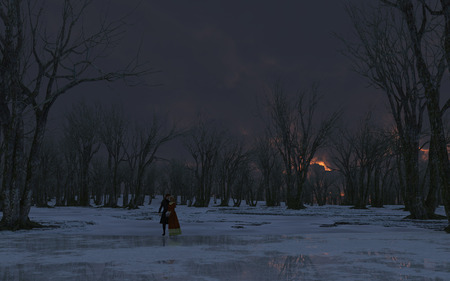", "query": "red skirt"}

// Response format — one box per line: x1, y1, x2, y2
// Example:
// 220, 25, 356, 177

168, 204, 181, 236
